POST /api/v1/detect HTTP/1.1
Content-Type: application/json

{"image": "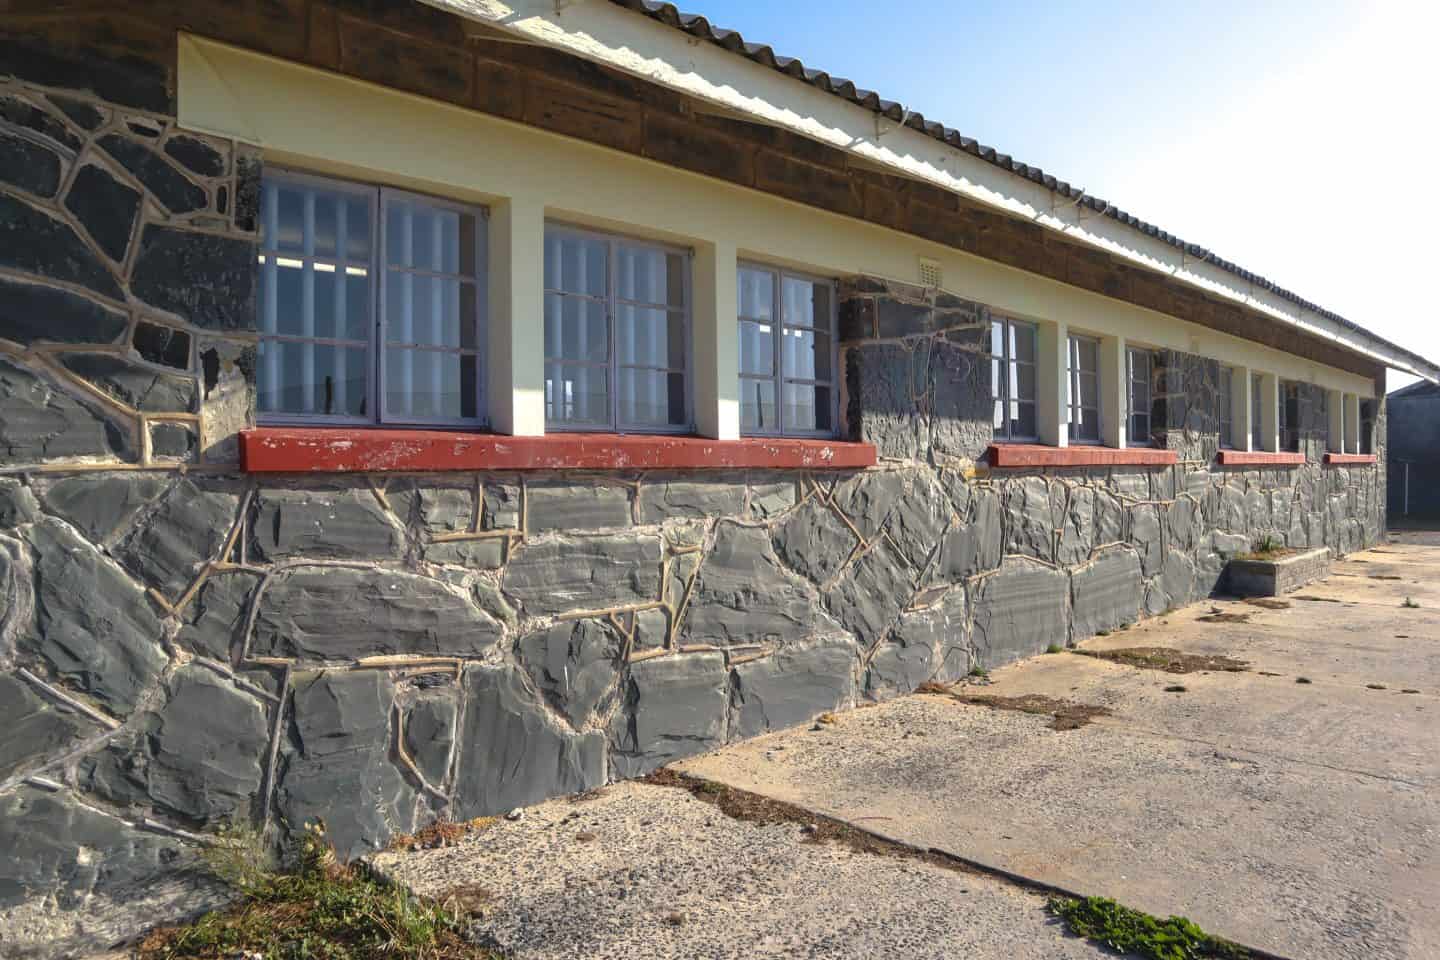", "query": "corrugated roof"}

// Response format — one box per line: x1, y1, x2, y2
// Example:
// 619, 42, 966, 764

608, 0, 1430, 374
